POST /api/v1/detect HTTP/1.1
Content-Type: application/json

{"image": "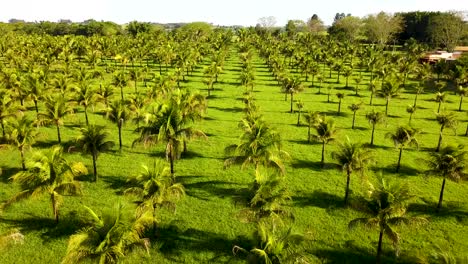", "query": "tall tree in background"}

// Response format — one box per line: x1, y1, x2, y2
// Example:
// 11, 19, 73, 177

428, 12, 466, 51
364, 12, 403, 46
